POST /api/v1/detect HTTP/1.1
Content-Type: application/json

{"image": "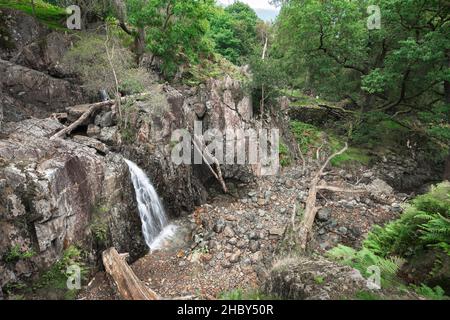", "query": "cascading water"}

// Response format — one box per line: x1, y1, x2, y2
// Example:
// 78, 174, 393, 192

125, 159, 176, 251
